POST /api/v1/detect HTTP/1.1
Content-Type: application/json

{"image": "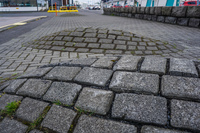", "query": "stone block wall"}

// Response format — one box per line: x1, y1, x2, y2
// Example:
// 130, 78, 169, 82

103, 6, 200, 28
